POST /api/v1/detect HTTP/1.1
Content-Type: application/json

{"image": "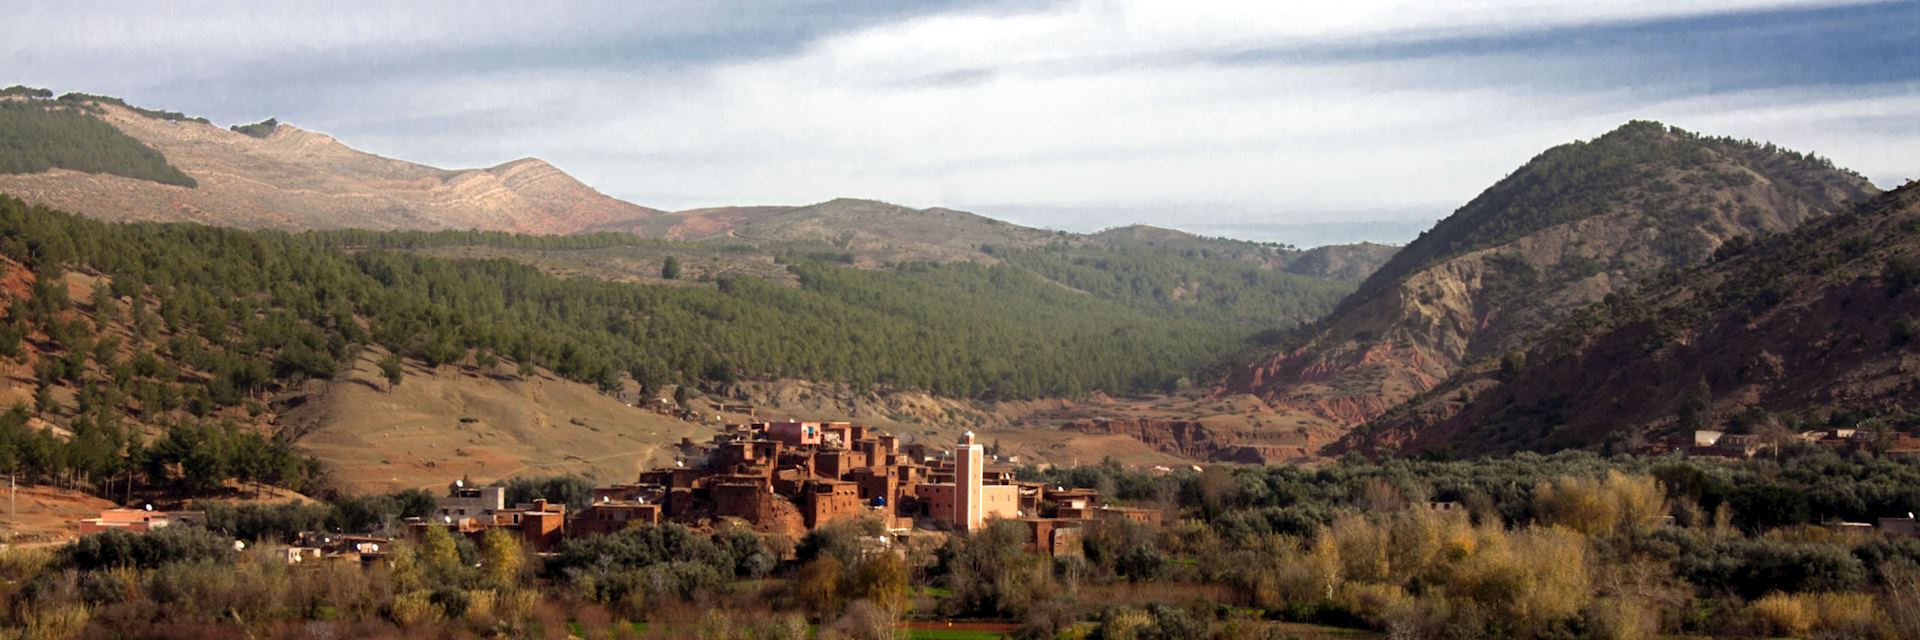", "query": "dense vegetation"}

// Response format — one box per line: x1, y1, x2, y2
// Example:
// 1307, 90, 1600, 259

8, 448, 1920, 638
0, 101, 197, 187
989, 243, 1352, 328
229, 117, 278, 138
1350, 121, 1865, 309
0, 196, 1310, 414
